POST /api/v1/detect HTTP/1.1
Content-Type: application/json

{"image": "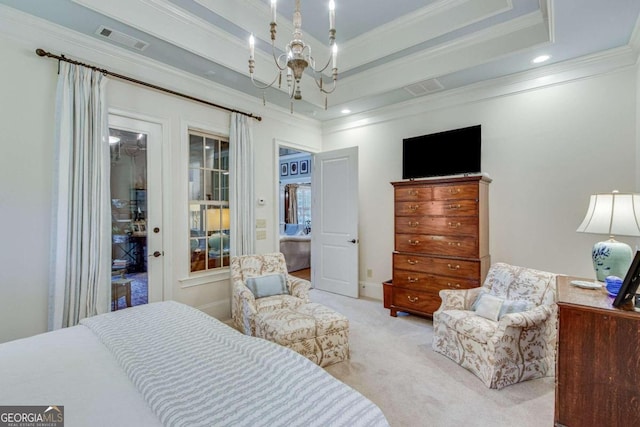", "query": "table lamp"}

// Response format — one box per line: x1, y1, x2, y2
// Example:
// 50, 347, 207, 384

207, 207, 231, 232
576, 191, 640, 281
